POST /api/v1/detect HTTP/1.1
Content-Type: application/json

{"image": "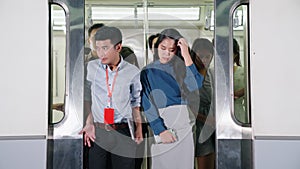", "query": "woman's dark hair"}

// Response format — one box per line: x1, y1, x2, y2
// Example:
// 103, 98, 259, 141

191, 38, 213, 75
233, 38, 241, 66
154, 28, 189, 98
